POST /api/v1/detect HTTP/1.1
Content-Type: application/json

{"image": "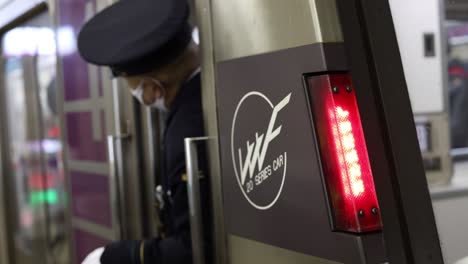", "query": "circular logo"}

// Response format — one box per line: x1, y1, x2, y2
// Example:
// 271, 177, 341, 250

231, 91, 291, 210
